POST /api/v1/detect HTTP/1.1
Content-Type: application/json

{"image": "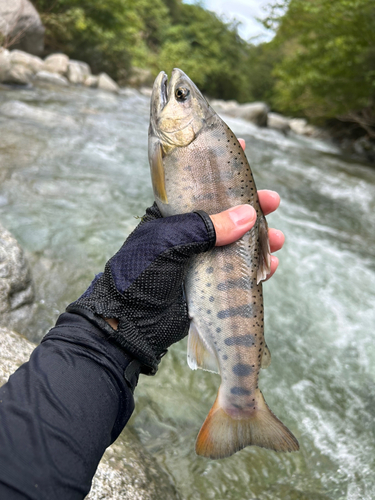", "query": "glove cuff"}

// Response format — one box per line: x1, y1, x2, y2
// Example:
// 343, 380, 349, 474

65, 304, 161, 375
